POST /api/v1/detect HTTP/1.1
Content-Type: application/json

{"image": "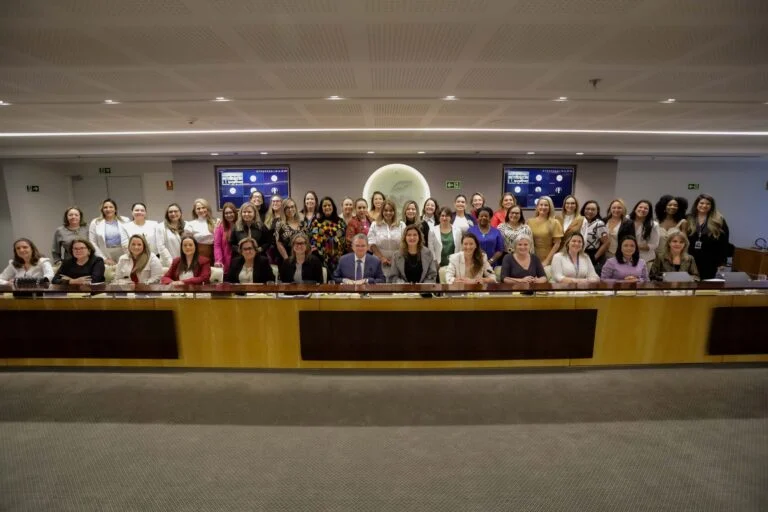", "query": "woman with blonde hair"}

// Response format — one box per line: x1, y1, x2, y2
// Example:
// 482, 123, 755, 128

88, 198, 128, 265
230, 201, 270, 255
402, 200, 420, 227
52, 206, 88, 264
387, 225, 438, 283
603, 198, 628, 259
555, 195, 587, 241
501, 234, 548, 284
526, 196, 563, 266
550, 233, 599, 283
686, 194, 729, 280
275, 197, 307, 261
341, 197, 355, 226
367, 198, 404, 270
214, 202, 237, 273
114, 234, 163, 284
185, 198, 217, 259
650, 230, 699, 281
264, 194, 283, 231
